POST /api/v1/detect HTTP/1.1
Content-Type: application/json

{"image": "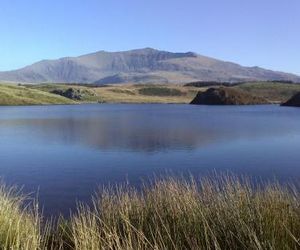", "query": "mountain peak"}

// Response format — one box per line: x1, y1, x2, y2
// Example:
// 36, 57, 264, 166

138, 47, 158, 52
0, 49, 299, 84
